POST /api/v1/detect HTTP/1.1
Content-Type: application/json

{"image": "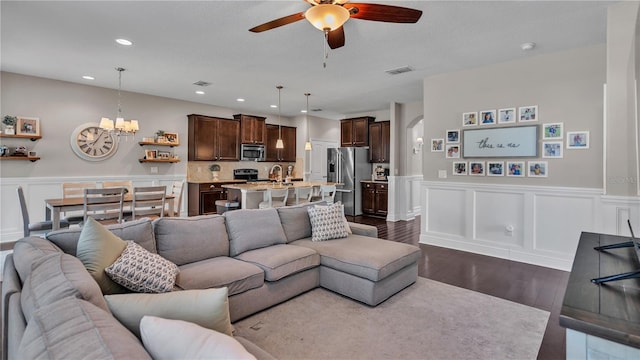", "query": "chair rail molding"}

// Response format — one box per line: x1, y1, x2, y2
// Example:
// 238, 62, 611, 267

420, 181, 640, 271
